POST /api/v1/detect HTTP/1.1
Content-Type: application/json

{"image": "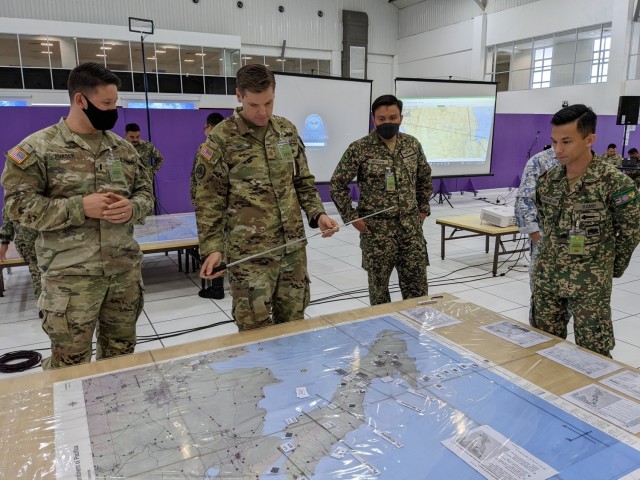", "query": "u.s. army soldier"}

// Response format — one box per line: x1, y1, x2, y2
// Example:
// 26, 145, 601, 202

533, 104, 640, 357
0, 205, 40, 299
330, 94, 432, 305
1, 62, 154, 369
193, 64, 339, 331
